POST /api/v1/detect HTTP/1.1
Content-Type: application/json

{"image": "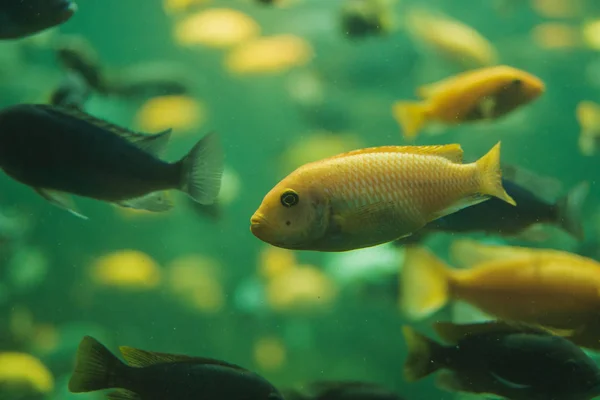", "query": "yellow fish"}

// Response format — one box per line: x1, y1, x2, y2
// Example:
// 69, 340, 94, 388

250, 142, 515, 252
392, 65, 545, 141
